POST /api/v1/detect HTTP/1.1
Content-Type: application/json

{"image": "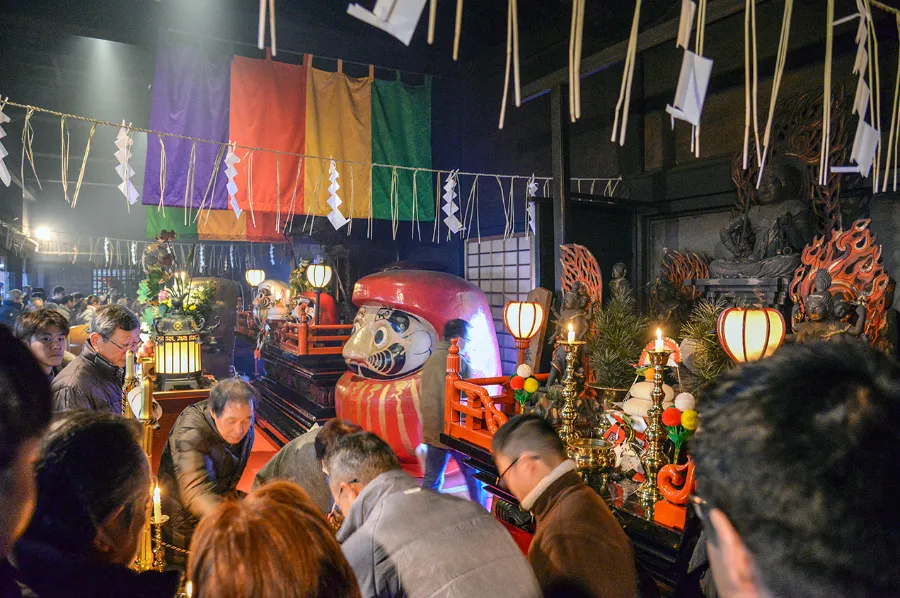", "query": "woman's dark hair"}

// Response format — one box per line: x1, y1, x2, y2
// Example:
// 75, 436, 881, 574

314, 419, 363, 462
189, 481, 361, 598
24, 411, 148, 554
209, 378, 258, 417
0, 326, 52, 470
14, 308, 70, 343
